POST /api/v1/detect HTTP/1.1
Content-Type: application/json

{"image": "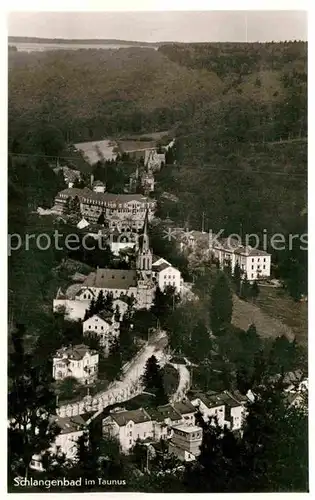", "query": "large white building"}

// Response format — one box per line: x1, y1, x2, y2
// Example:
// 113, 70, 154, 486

211, 237, 271, 281
152, 257, 183, 294
52, 344, 99, 385
83, 311, 120, 356
54, 186, 156, 229
102, 400, 196, 453
189, 390, 247, 431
